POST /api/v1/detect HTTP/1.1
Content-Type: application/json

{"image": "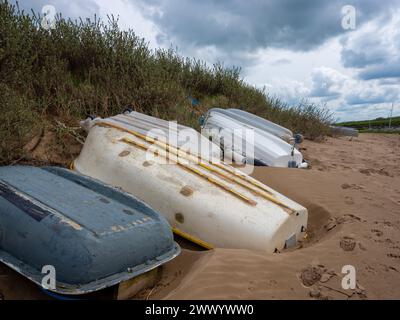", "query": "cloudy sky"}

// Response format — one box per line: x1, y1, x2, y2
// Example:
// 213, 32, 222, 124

19, 0, 400, 121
